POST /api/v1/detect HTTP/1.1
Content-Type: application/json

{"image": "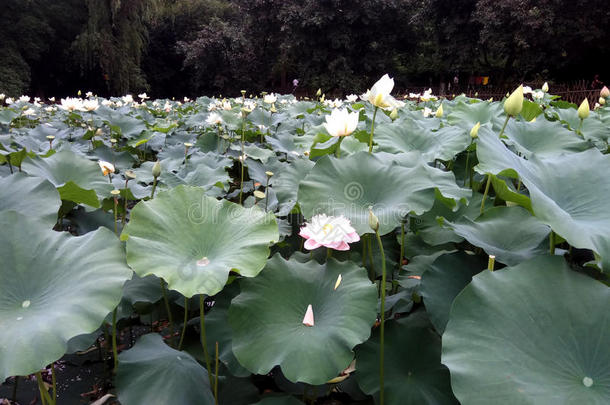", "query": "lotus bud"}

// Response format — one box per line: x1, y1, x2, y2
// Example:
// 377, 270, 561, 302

578, 99, 590, 119
542, 82, 549, 93
152, 161, 161, 178
302, 304, 314, 327
504, 85, 524, 116
77, 90, 81, 96
470, 122, 481, 139
435, 104, 444, 118
601, 86, 610, 99
368, 206, 379, 232
389, 108, 398, 120
599, 97, 606, 106
316, 88, 322, 97
334, 274, 342, 290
